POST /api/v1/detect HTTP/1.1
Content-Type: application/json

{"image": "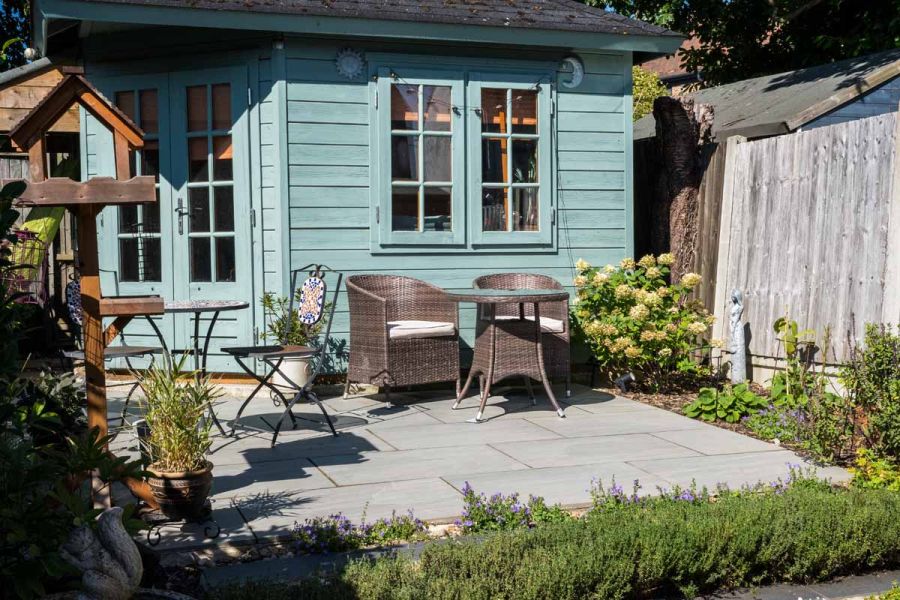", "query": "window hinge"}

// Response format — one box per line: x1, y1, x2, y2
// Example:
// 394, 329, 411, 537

253, 326, 259, 339
375, 206, 380, 223
551, 208, 556, 225
247, 87, 252, 107
250, 209, 256, 227
374, 87, 378, 109
551, 96, 556, 117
